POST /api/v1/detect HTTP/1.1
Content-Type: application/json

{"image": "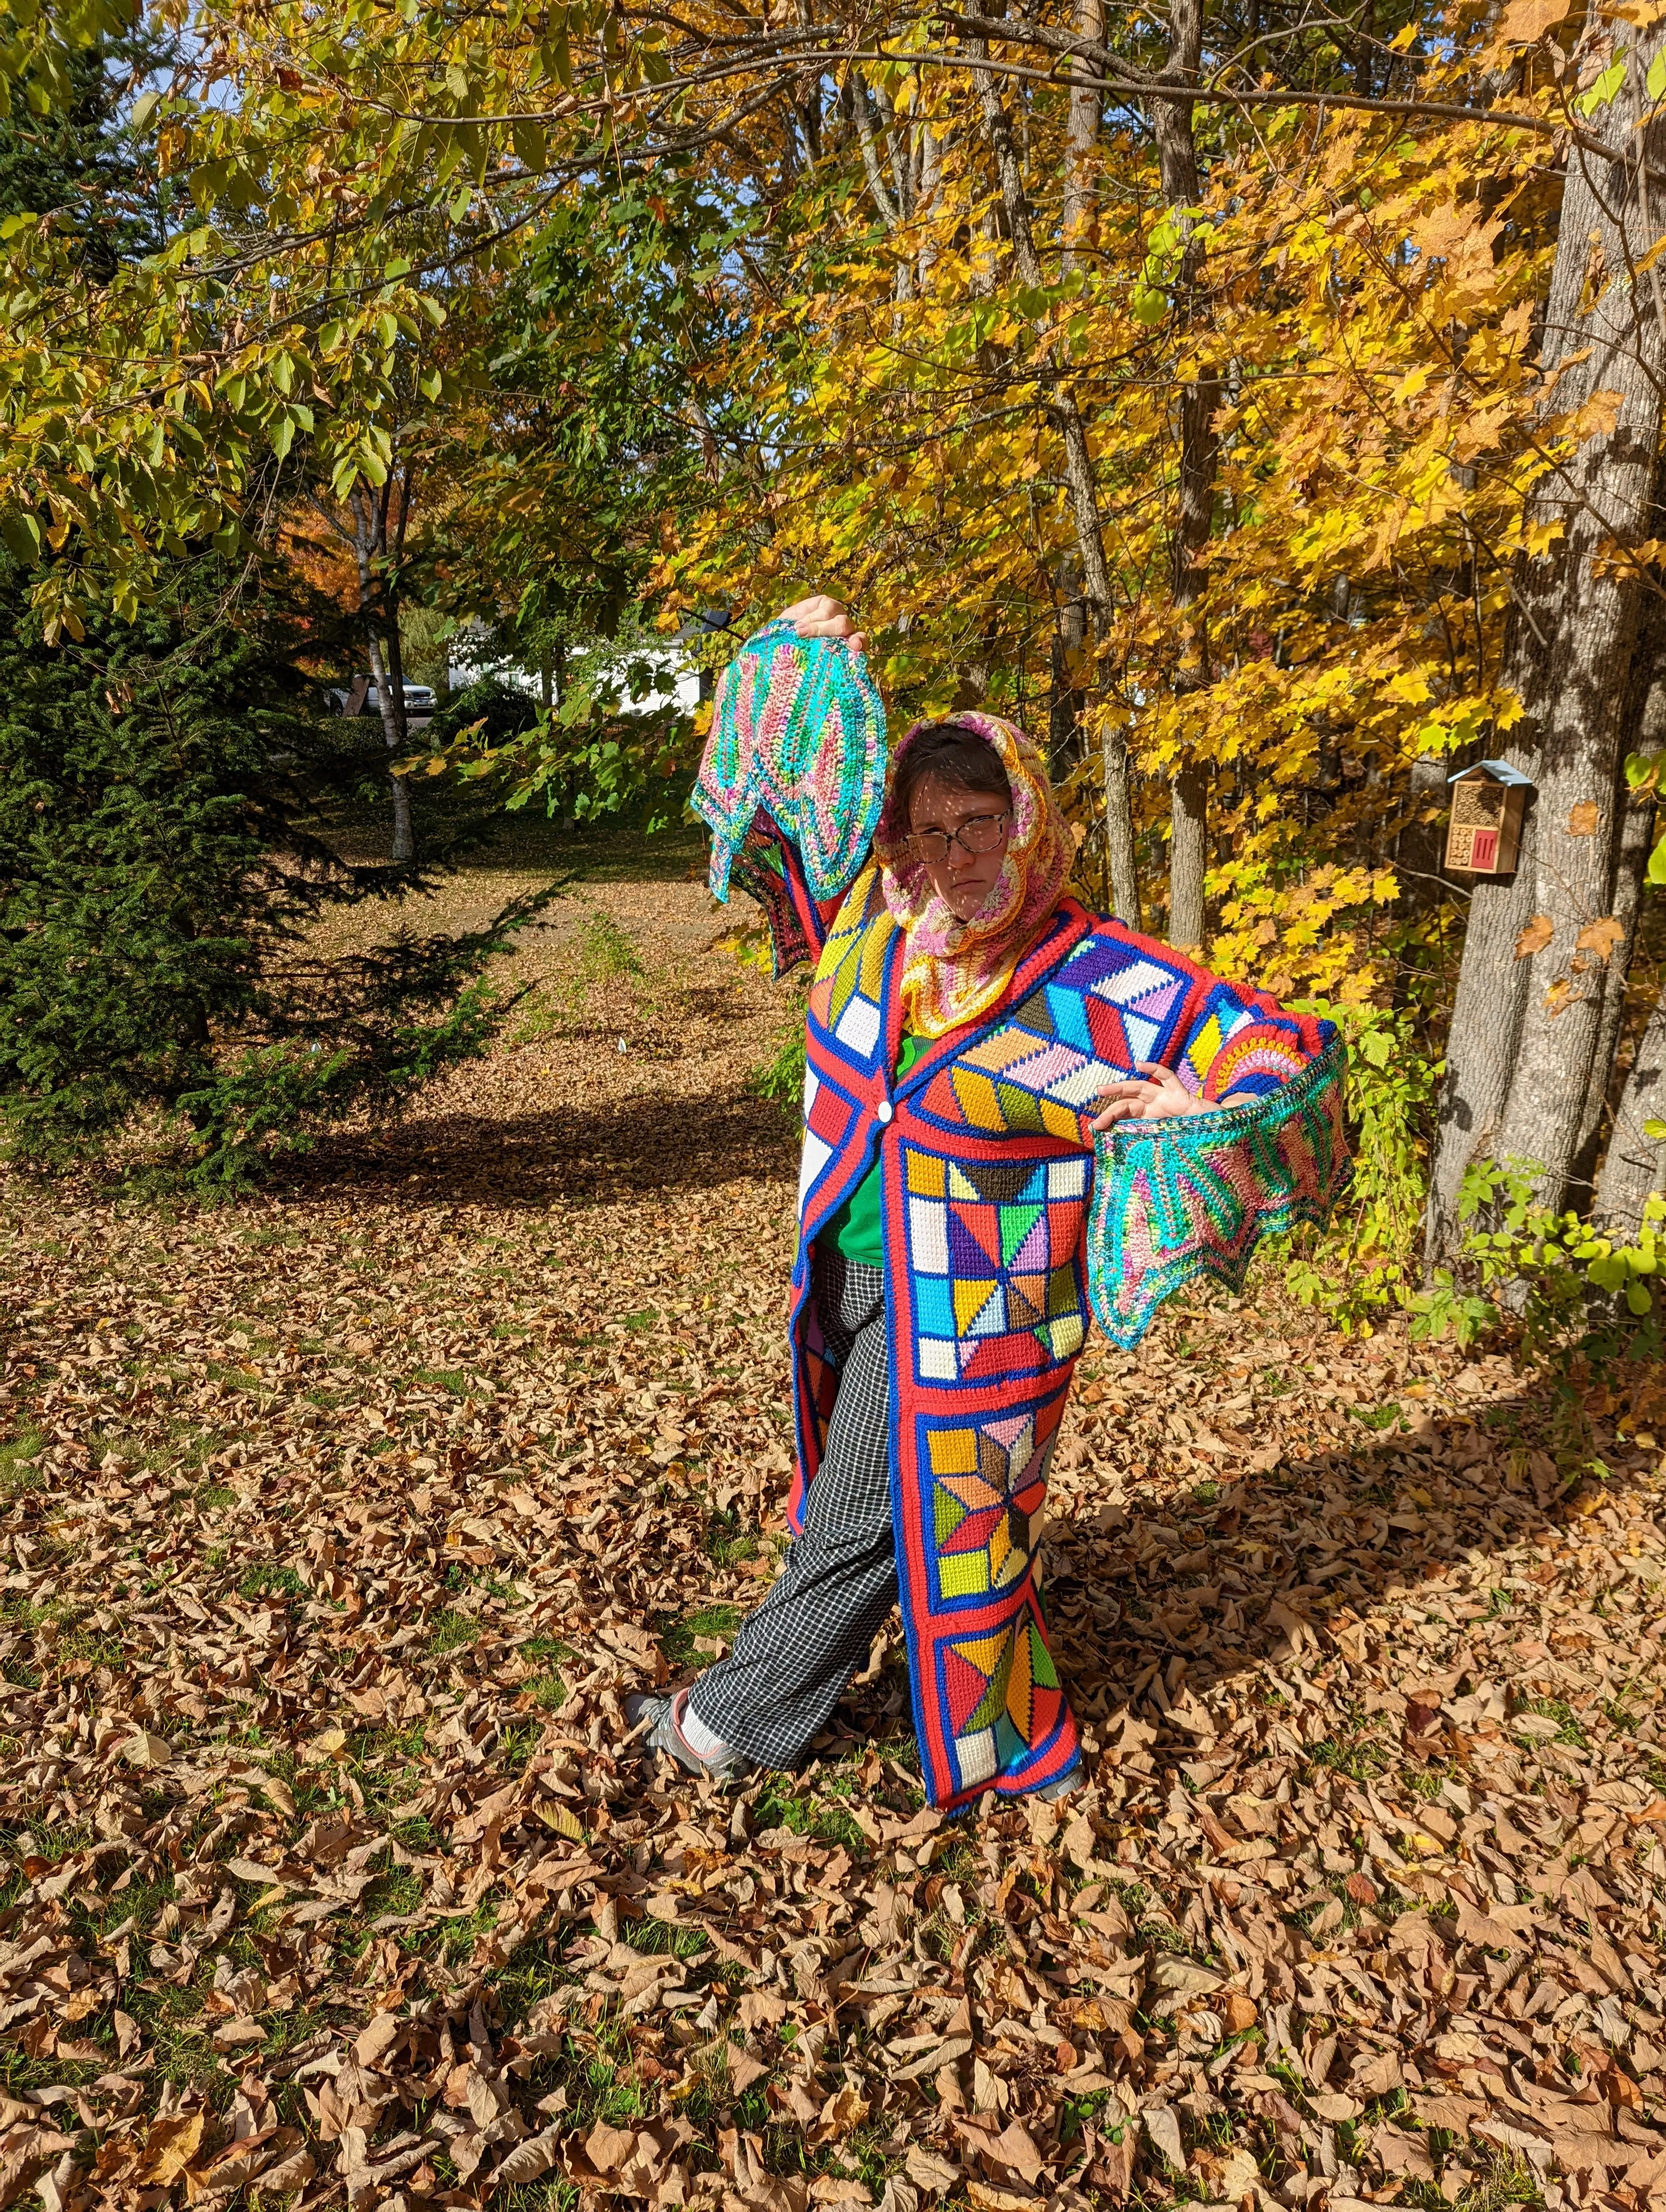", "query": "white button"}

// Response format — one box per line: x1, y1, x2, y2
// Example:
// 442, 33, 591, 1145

876, 1100, 894, 1123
